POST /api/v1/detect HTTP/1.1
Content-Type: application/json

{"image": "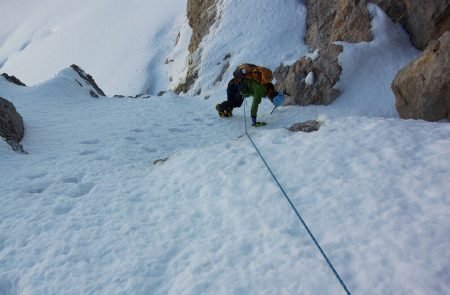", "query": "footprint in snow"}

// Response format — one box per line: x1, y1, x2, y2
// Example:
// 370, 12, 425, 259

126, 136, 137, 142
94, 155, 111, 161
26, 172, 48, 180
142, 147, 157, 153
168, 128, 183, 133
79, 150, 97, 156
68, 182, 95, 198
60, 175, 83, 184
80, 139, 99, 145
27, 181, 52, 194
53, 203, 74, 215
